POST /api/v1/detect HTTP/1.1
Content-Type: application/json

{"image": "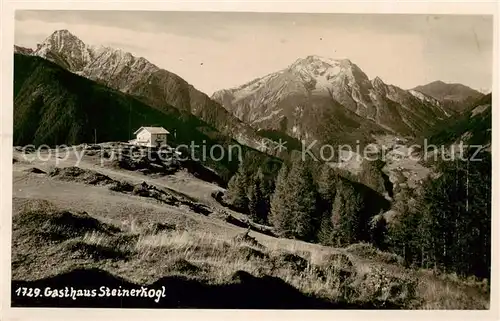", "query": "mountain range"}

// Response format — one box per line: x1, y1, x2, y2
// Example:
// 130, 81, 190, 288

15, 29, 487, 155
16, 30, 265, 150
211, 55, 466, 147
13, 52, 278, 182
